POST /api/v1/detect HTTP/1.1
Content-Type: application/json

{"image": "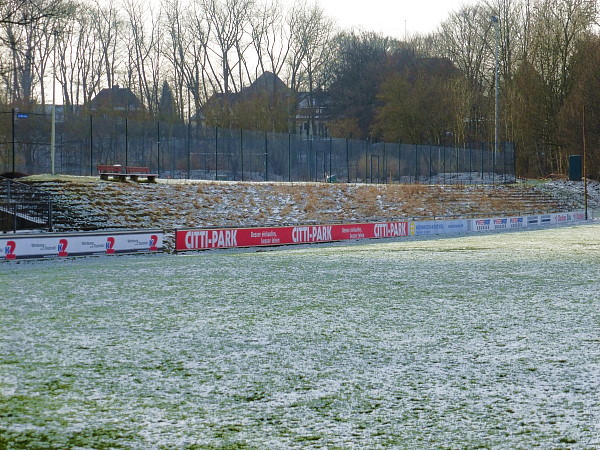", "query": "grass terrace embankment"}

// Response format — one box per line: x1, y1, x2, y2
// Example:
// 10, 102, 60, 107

20, 176, 595, 239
